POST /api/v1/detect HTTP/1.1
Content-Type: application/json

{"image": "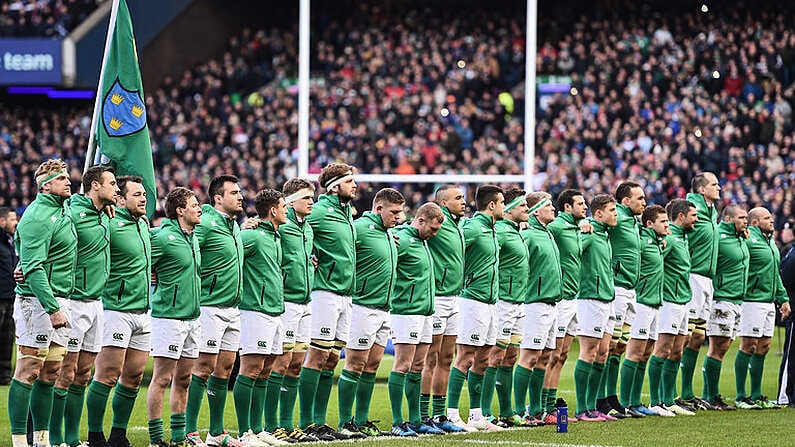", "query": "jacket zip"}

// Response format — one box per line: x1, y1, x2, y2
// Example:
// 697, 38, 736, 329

172, 285, 179, 307
117, 280, 125, 303
386, 230, 395, 306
